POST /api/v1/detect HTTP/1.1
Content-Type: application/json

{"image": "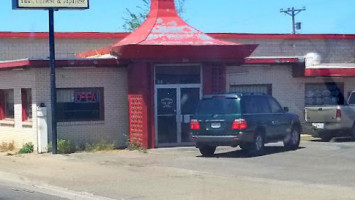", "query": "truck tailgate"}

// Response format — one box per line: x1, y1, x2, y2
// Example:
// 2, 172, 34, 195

305, 106, 339, 123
